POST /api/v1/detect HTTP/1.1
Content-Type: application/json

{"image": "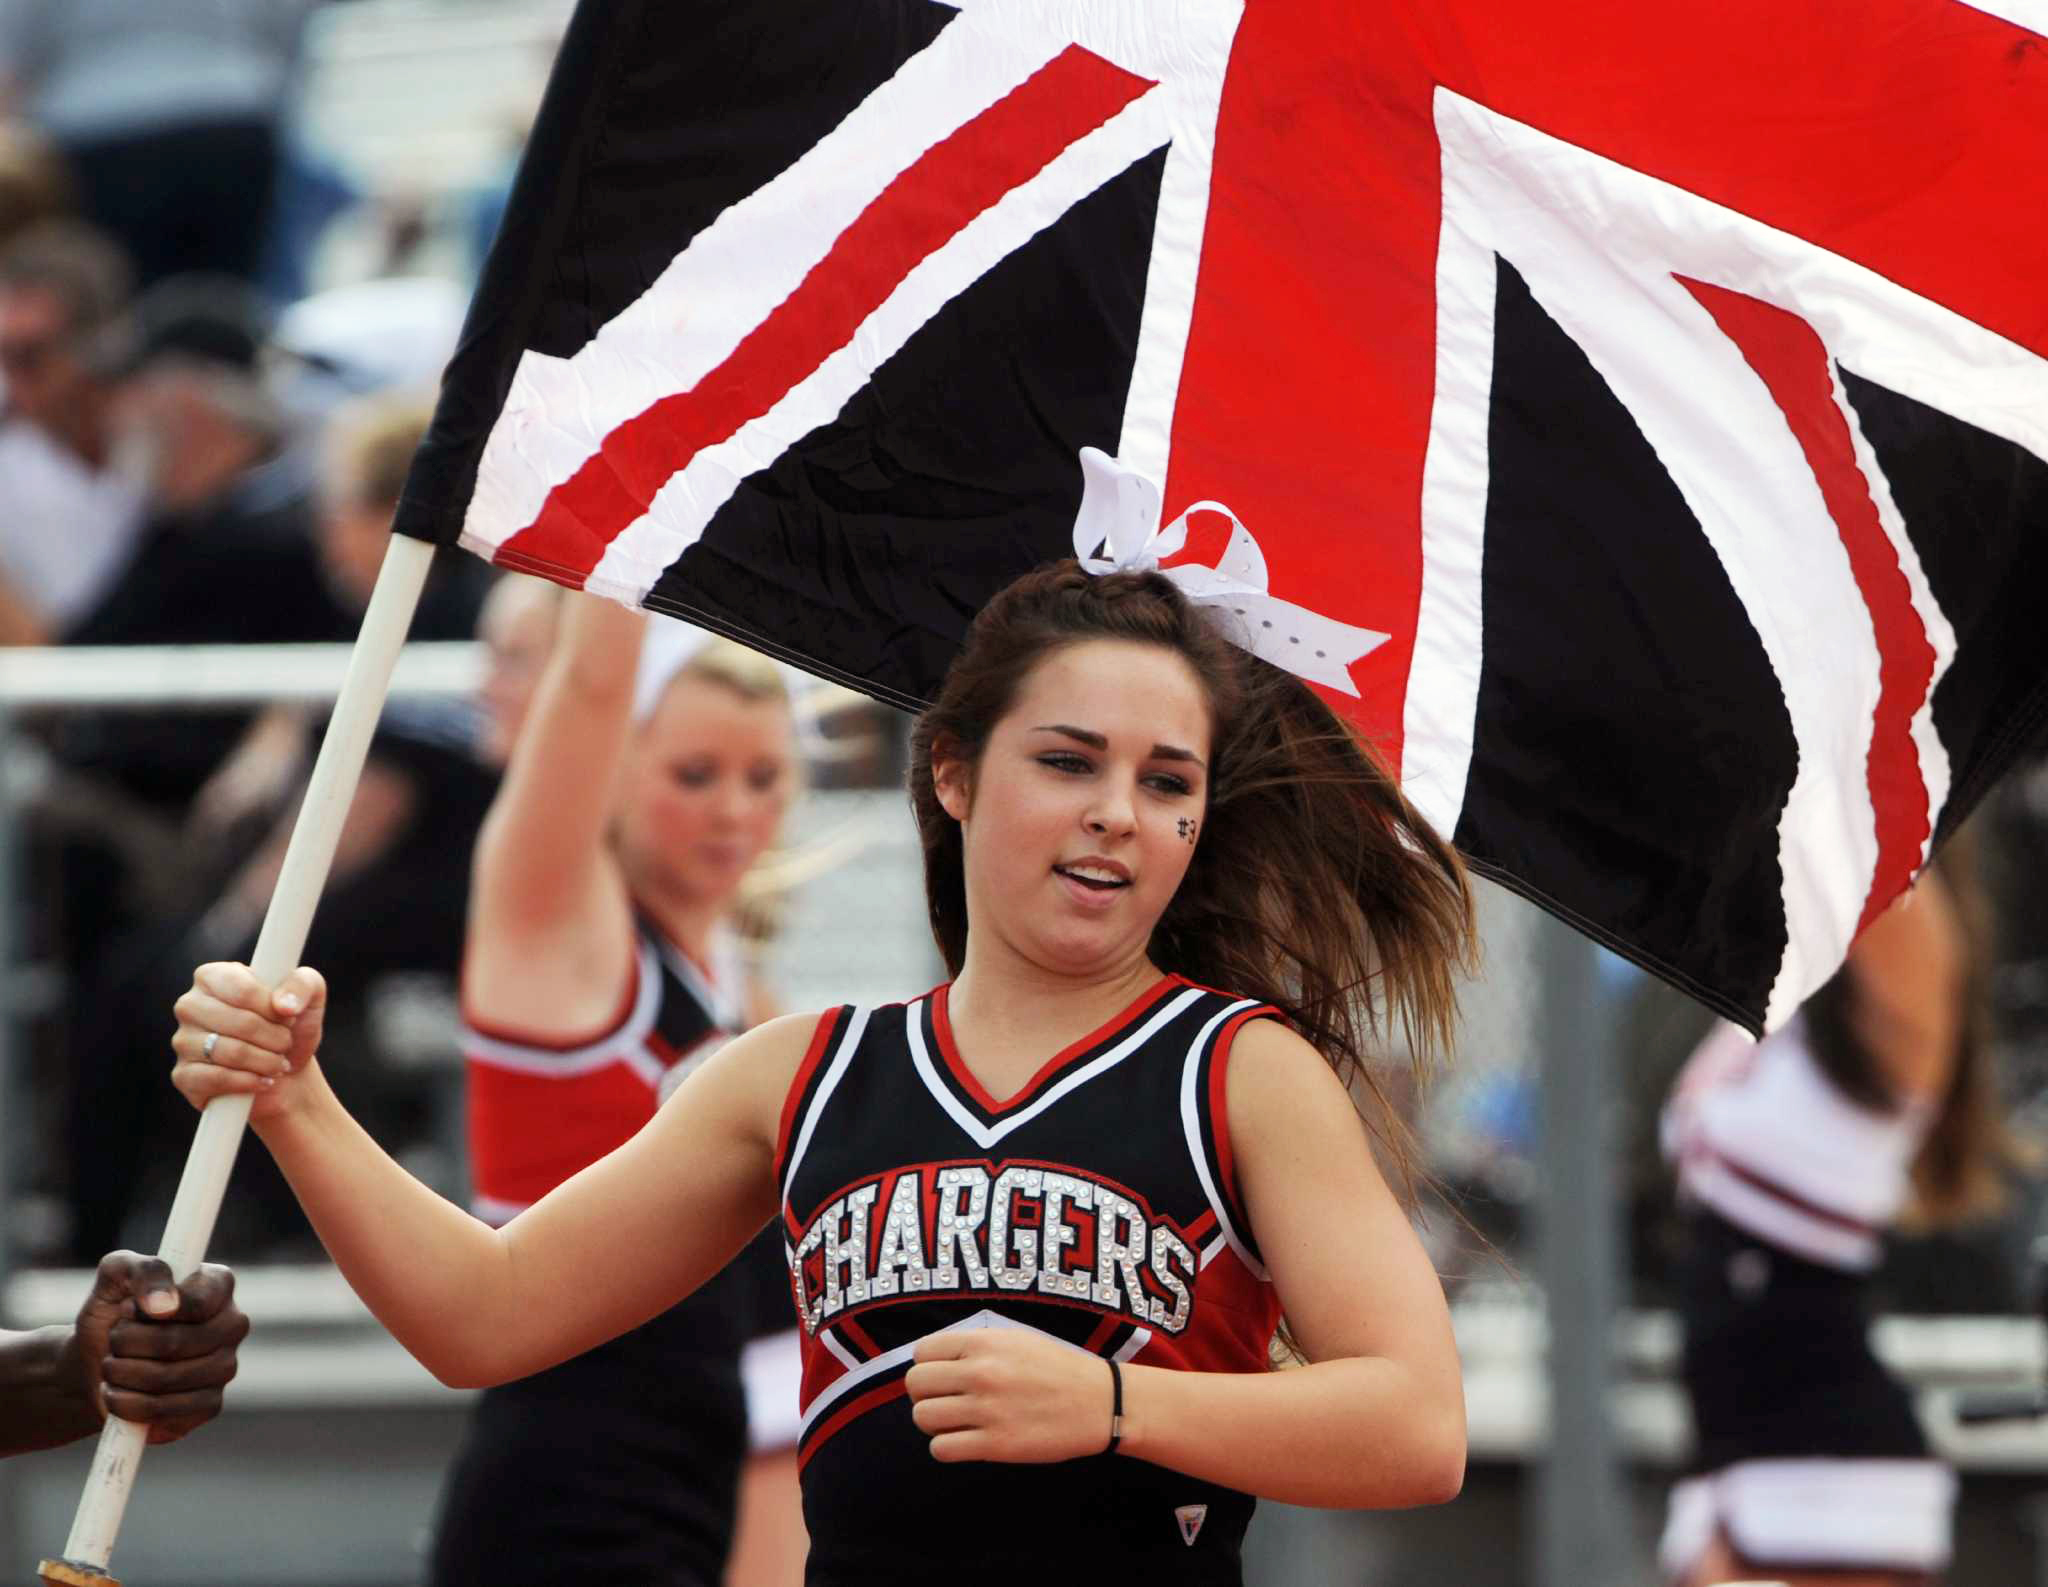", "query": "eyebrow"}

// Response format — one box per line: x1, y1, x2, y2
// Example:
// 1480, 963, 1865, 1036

1030, 723, 1207, 769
